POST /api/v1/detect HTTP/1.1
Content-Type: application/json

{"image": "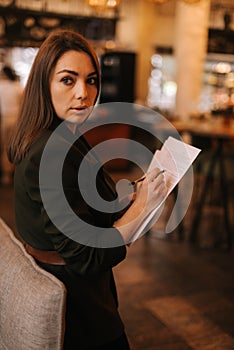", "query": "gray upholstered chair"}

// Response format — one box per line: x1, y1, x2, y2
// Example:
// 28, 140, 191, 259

0, 218, 67, 350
